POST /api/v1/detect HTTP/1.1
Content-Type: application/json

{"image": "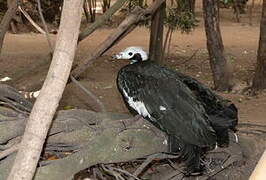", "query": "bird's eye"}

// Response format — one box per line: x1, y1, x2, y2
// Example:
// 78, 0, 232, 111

128, 52, 133, 56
